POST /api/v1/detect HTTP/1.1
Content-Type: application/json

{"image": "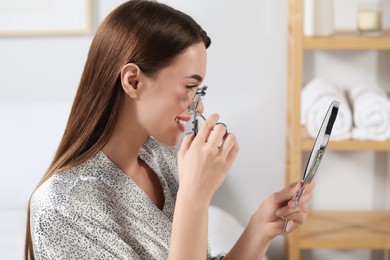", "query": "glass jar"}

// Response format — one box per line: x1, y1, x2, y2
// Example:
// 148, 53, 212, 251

357, 2, 383, 37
